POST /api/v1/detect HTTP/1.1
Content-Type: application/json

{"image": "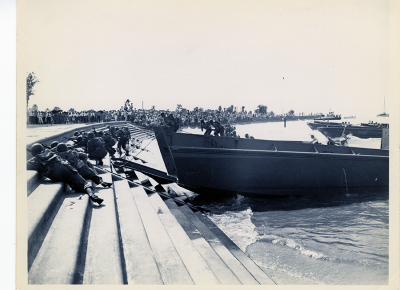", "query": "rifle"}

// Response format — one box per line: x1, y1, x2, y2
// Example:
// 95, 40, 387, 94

41, 143, 51, 149
64, 136, 78, 143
